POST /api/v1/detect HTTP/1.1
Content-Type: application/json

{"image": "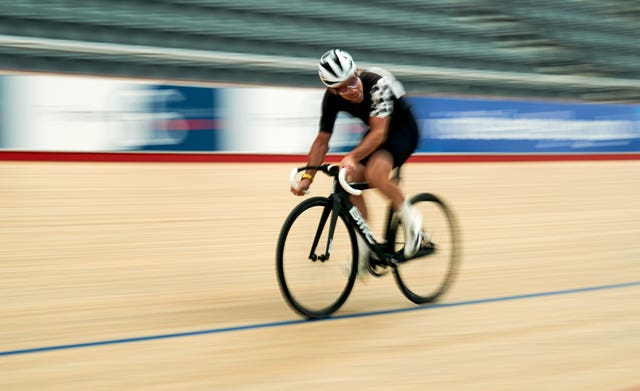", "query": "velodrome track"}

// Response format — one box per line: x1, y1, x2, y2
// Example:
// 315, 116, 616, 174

1, 159, 639, 390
